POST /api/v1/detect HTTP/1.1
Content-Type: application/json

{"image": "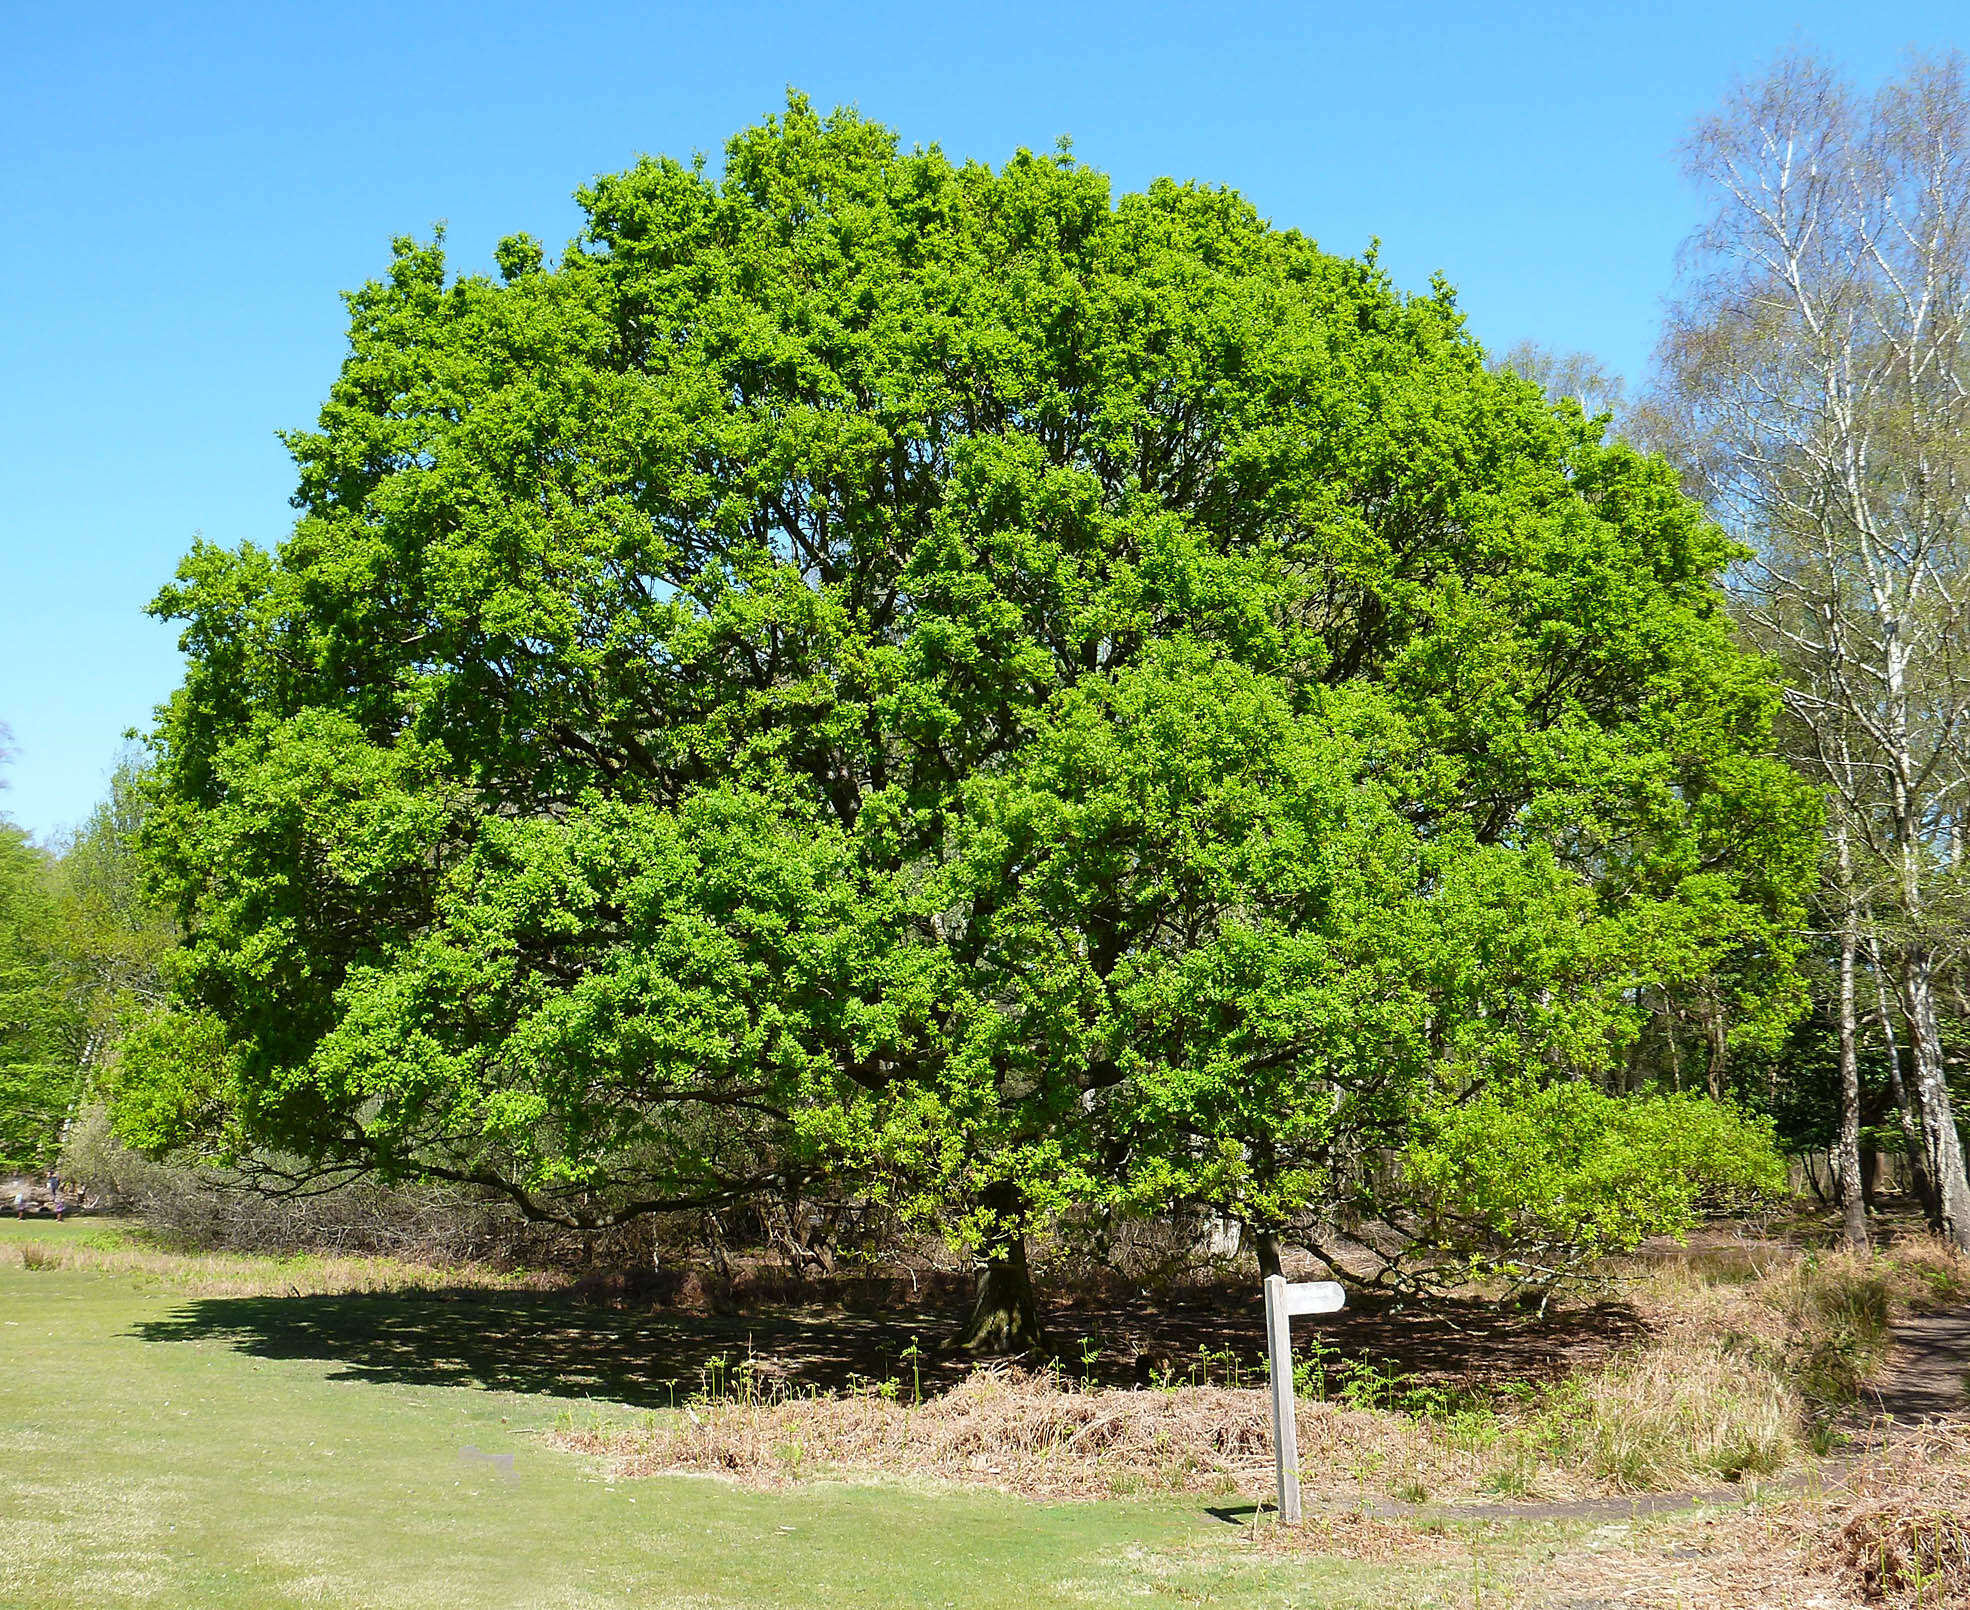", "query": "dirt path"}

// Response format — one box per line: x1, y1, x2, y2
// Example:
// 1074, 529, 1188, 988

1304, 1489, 1754, 1524
1862, 1306, 1970, 1424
